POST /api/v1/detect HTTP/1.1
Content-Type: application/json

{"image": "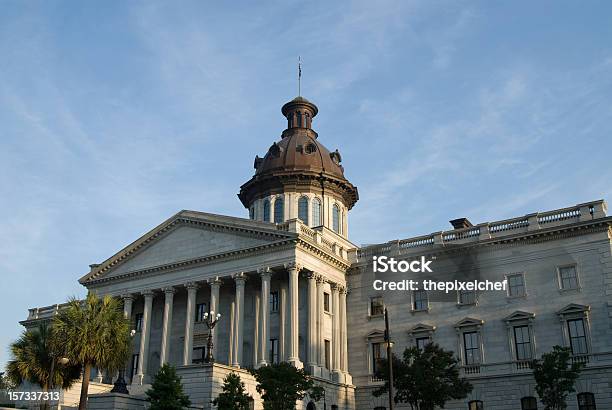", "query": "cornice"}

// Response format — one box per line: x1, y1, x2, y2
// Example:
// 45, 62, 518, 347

296, 238, 351, 270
